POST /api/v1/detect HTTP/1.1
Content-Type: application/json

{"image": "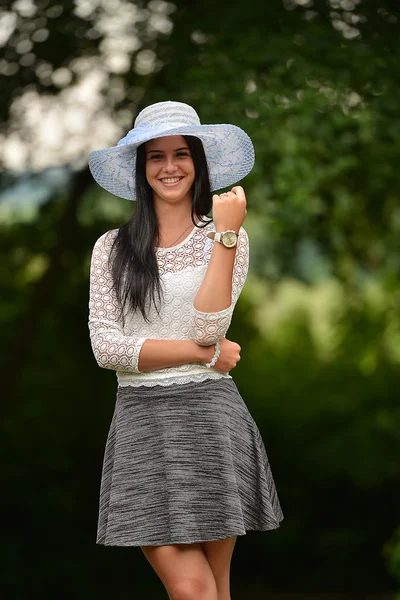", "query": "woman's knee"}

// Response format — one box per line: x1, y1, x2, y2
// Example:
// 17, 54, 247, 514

168, 576, 218, 600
